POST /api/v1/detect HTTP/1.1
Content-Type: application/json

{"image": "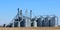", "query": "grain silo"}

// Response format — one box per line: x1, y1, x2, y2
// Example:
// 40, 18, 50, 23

31, 16, 37, 27
25, 9, 31, 27
49, 15, 58, 27
42, 15, 50, 27
37, 16, 43, 27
